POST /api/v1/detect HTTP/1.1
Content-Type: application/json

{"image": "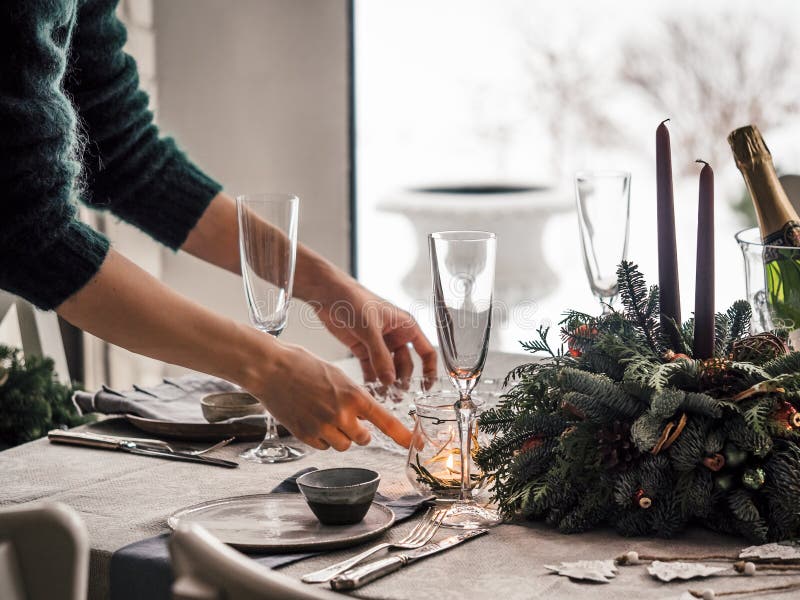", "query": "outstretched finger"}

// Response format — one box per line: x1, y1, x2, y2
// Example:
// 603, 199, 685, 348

358, 394, 412, 448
